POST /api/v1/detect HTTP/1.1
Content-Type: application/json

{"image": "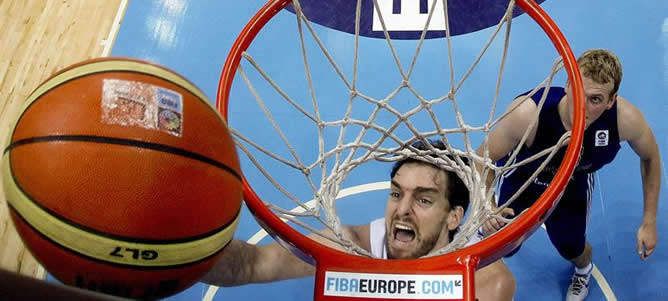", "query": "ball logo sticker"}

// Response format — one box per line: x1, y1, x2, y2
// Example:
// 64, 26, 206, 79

285, 0, 546, 40
102, 79, 183, 137
157, 88, 183, 136
324, 271, 463, 299
595, 130, 609, 147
